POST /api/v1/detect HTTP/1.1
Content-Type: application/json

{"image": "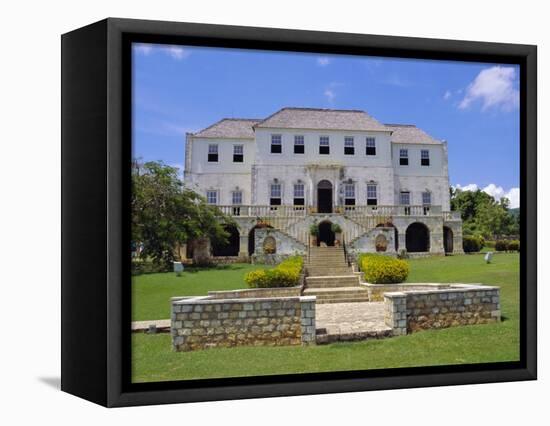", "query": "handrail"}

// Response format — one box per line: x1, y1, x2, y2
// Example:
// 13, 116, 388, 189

342, 235, 351, 267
